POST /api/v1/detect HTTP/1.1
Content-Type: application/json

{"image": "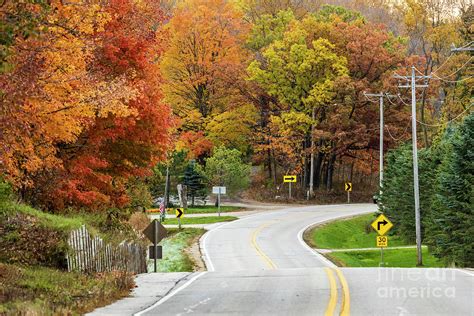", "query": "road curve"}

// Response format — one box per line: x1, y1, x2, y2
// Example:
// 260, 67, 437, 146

137, 204, 473, 316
